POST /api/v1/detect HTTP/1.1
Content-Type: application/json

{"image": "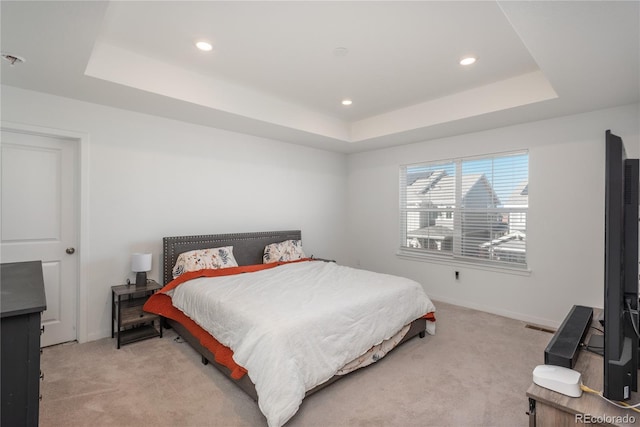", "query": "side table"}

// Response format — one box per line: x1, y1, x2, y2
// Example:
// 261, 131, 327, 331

111, 280, 162, 349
